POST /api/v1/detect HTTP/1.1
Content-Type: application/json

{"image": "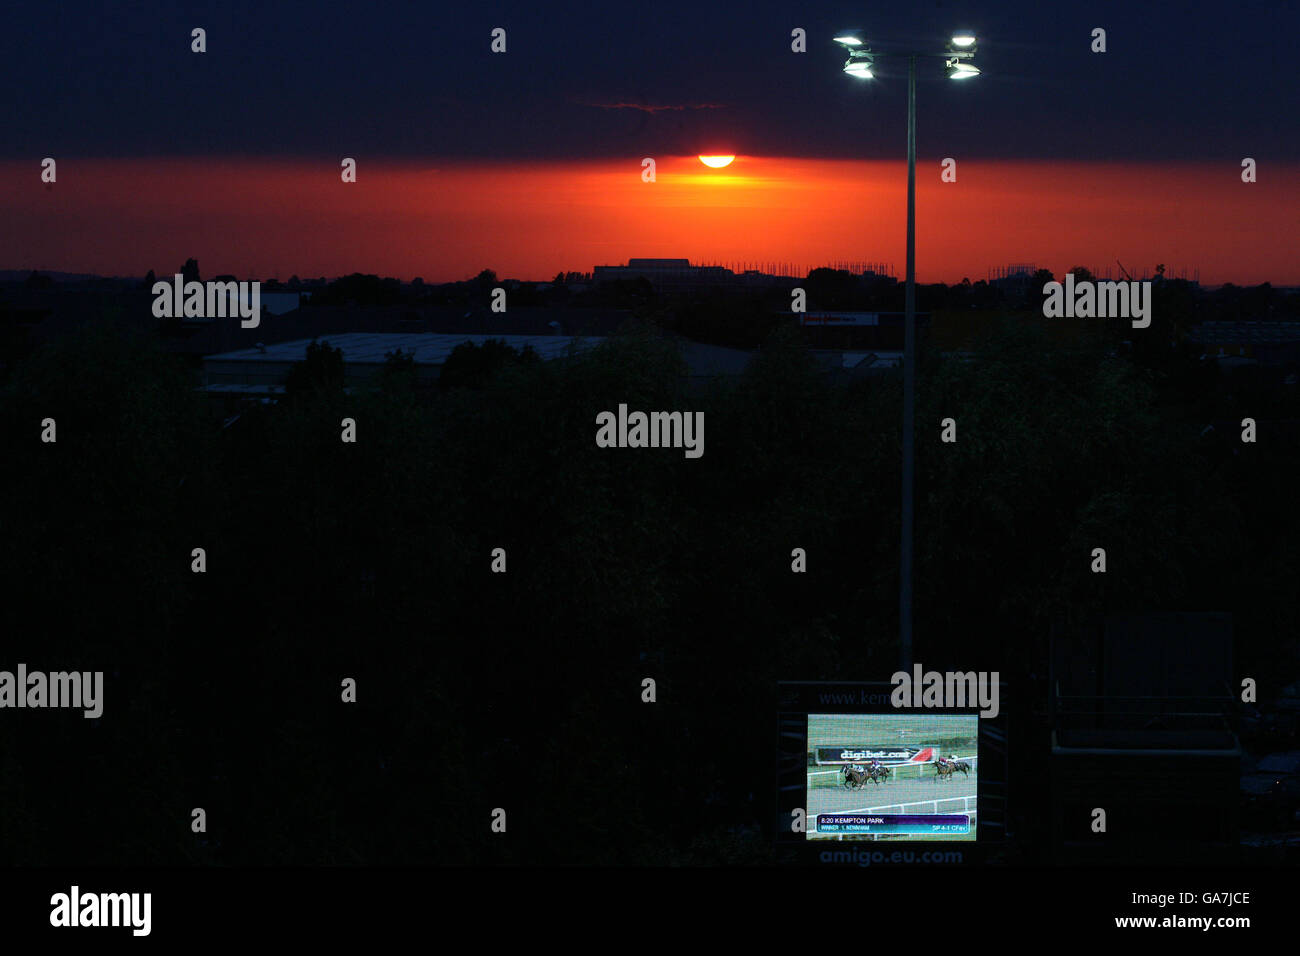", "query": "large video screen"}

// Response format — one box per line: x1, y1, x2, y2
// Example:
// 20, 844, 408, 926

807, 713, 979, 842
